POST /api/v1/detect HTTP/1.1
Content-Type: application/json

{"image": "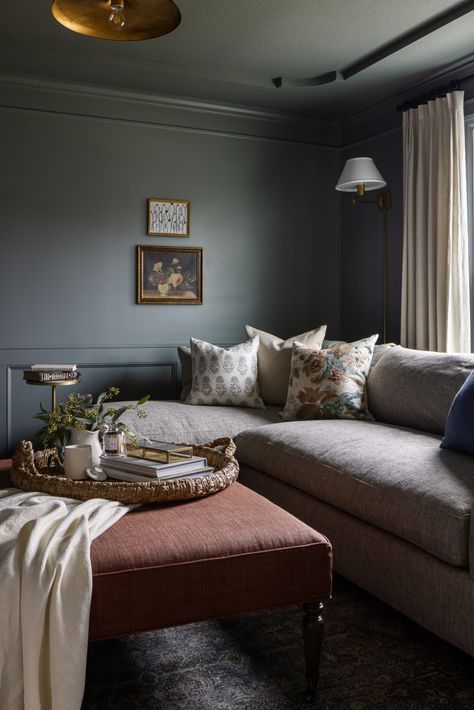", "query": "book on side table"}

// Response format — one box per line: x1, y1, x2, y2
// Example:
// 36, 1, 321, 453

24, 370, 80, 383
